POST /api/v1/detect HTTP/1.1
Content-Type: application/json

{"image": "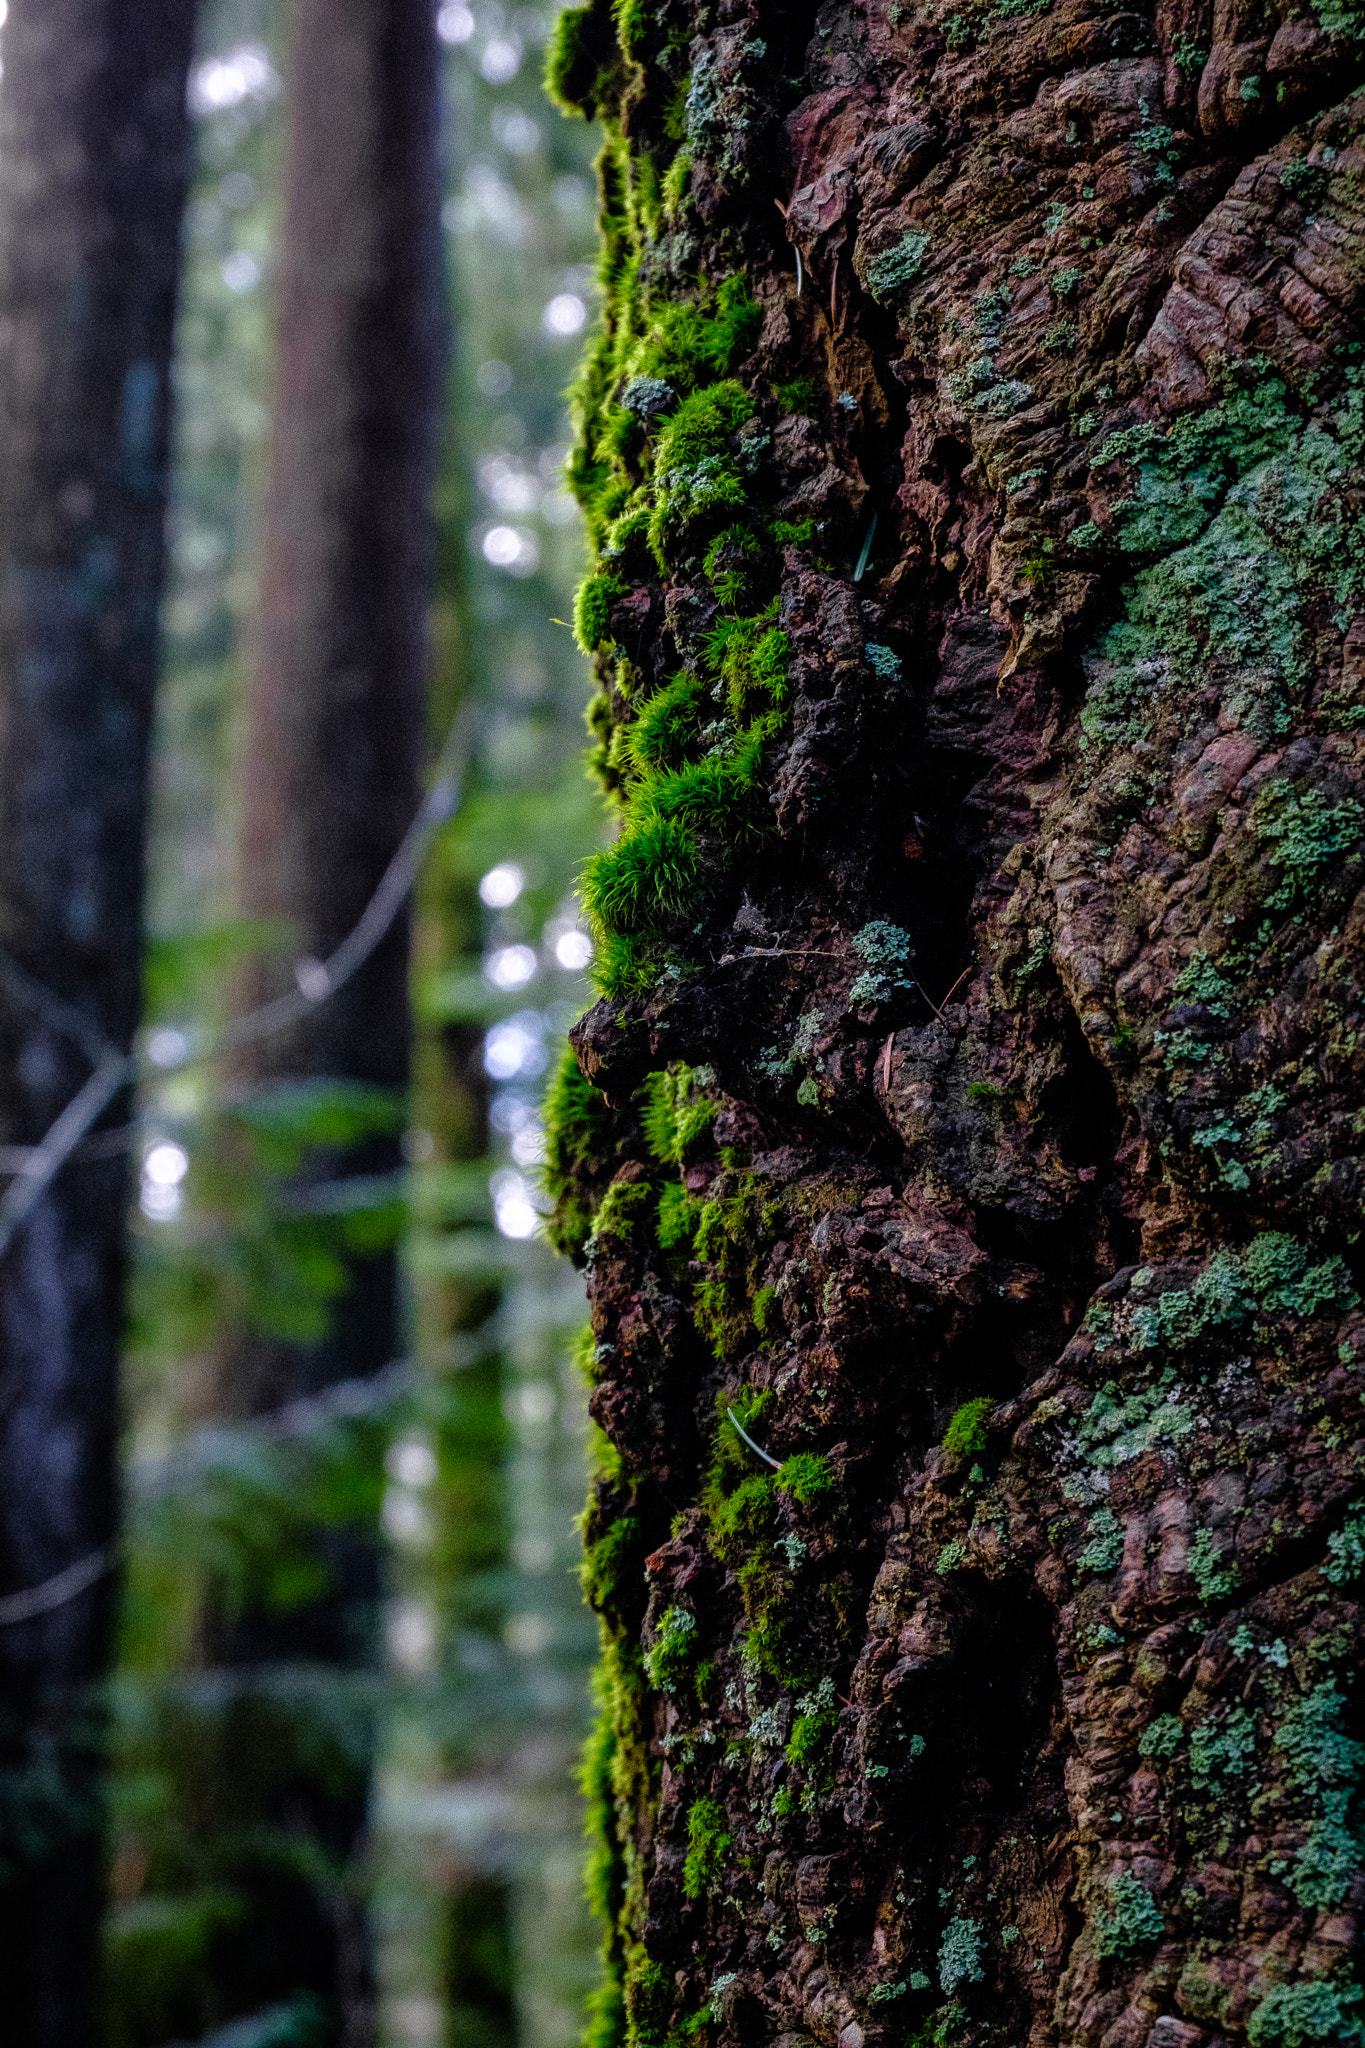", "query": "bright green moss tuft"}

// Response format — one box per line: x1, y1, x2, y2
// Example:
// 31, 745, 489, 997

575, 569, 627, 654
942, 1396, 993, 1459
654, 379, 755, 473
657, 1179, 699, 1252
580, 811, 702, 939
639, 1065, 715, 1166
542, 1044, 626, 1261
786, 1707, 835, 1770
544, 1, 614, 115
682, 1795, 733, 1899
646, 1604, 699, 1694
775, 1452, 832, 1505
